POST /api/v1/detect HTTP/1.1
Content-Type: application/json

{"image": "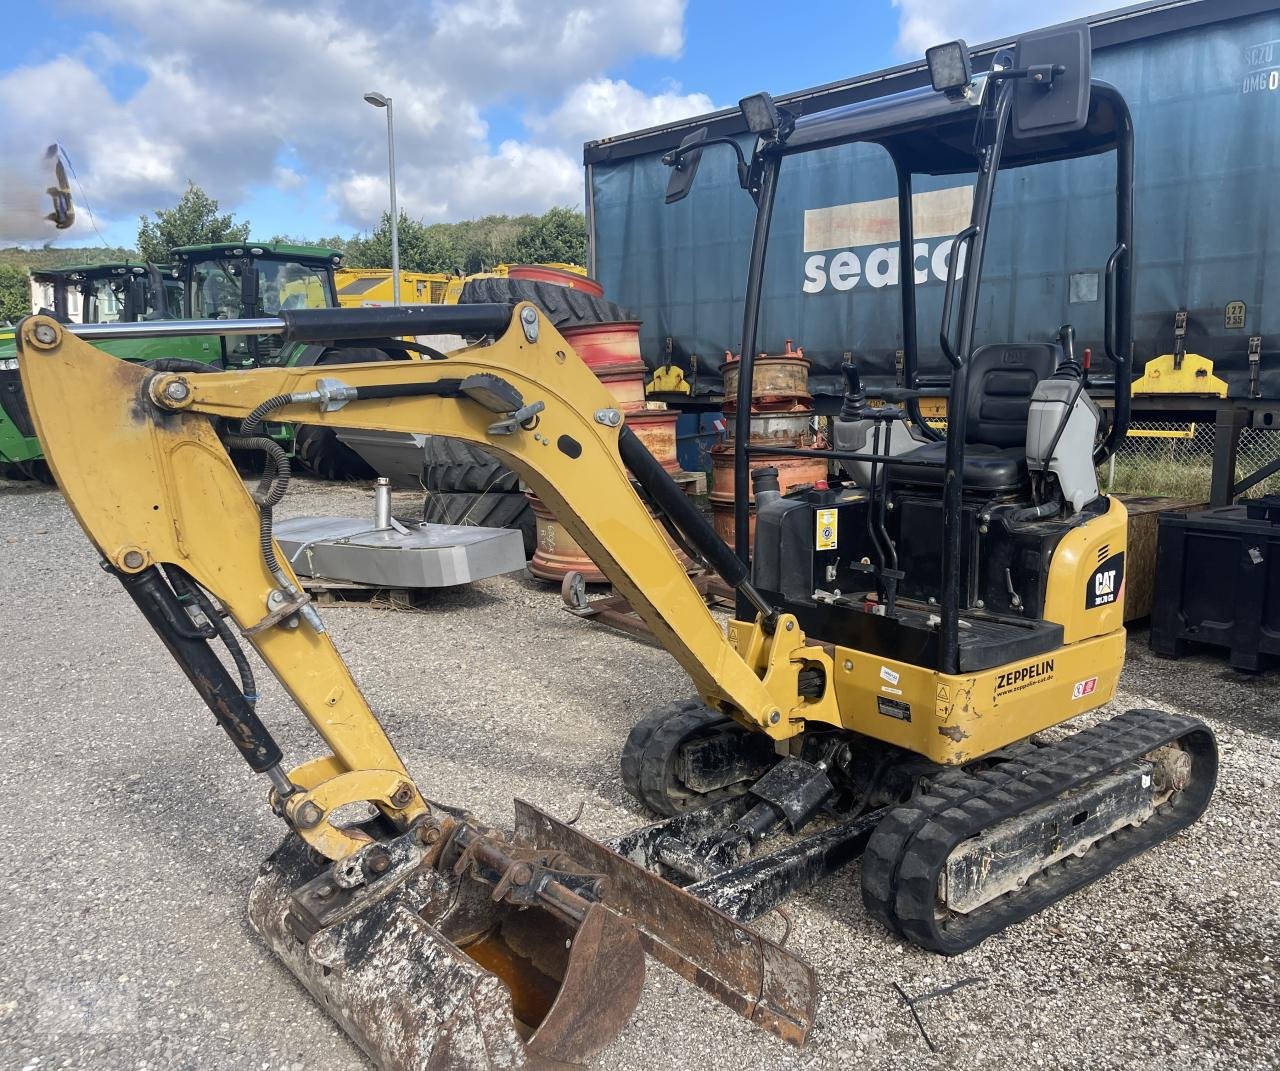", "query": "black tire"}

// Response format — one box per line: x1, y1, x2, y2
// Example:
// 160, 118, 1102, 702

458, 277, 632, 329
292, 425, 375, 482
422, 436, 519, 493
21, 459, 56, 485
422, 490, 535, 557
292, 348, 399, 481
